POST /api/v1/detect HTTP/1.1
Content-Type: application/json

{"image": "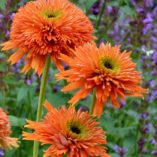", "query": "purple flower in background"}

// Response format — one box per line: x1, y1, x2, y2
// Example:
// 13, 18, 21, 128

79, 105, 89, 112
153, 28, 157, 34
140, 112, 149, 120
149, 80, 156, 88
151, 36, 157, 43
113, 145, 128, 157
90, 0, 102, 15
107, 6, 118, 15
150, 138, 156, 145
154, 116, 157, 121
144, 0, 153, 7
52, 85, 61, 93
0, 14, 3, 20
143, 13, 153, 24
148, 89, 157, 102
10, 13, 15, 20
150, 69, 157, 76
151, 151, 157, 155
152, 52, 157, 63
0, 149, 4, 156
138, 138, 146, 152
152, 6, 157, 16
142, 23, 152, 34
136, 7, 144, 14
26, 79, 32, 85
120, 100, 126, 108
142, 122, 150, 134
